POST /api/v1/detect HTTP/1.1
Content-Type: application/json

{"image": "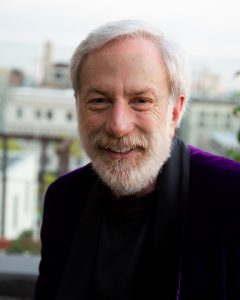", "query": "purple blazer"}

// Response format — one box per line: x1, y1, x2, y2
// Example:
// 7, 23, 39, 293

35, 145, 240, 300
